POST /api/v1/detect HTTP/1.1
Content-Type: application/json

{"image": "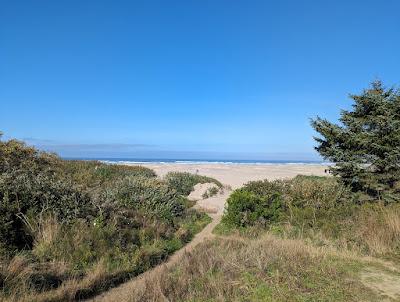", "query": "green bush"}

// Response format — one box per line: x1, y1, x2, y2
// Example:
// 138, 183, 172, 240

33, 219, 142, 271
0, 138, 59, 175
0, 134, 211, 300
223, 190, 284, 227
240, 179, 289, 196
221, 175, 400, 257
202, 186, 219, 199
221, 176, 352, 230
103, 176, 184, 220
61, 160, 156, 190
0, 140, 94, 251
164, 172, 222, 196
